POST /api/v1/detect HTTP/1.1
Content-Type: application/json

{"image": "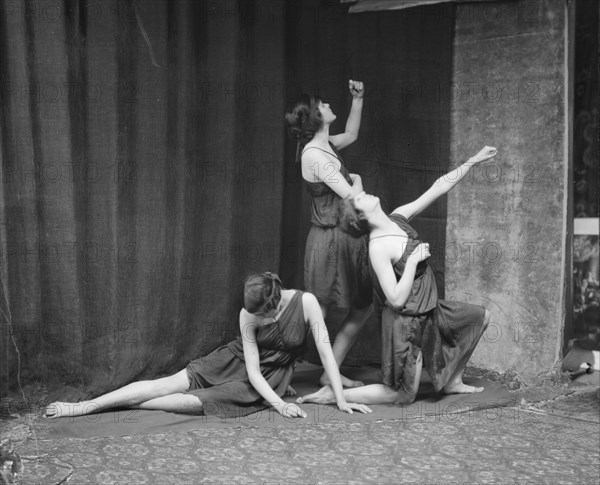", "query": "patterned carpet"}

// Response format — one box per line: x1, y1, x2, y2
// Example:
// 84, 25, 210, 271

7, 396, 600, 485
